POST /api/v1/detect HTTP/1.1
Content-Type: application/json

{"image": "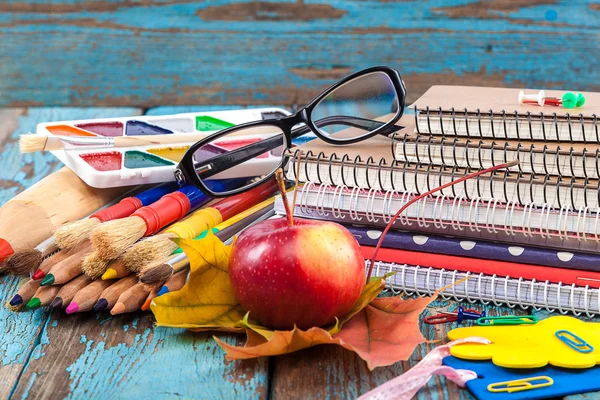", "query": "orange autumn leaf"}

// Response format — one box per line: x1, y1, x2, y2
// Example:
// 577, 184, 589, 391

216, 292, 437, 370
335, 294, 438, 370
